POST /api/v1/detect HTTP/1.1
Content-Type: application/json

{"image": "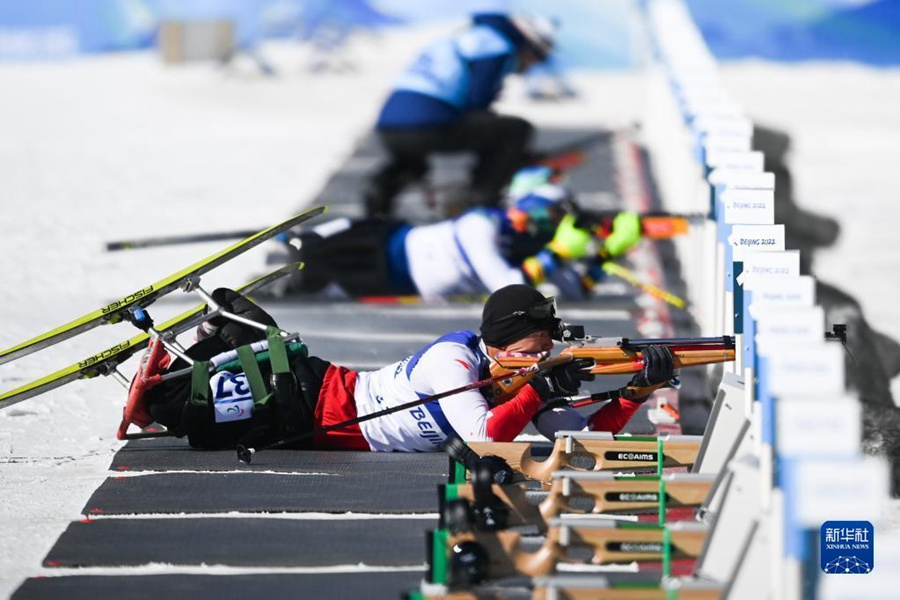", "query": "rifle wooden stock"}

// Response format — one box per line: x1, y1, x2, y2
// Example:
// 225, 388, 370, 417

467, 436, 701, 484
448, 474, 713, 530
542, 474, 713, 520
448, 522, 706, 578
573, 346, 733, 375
